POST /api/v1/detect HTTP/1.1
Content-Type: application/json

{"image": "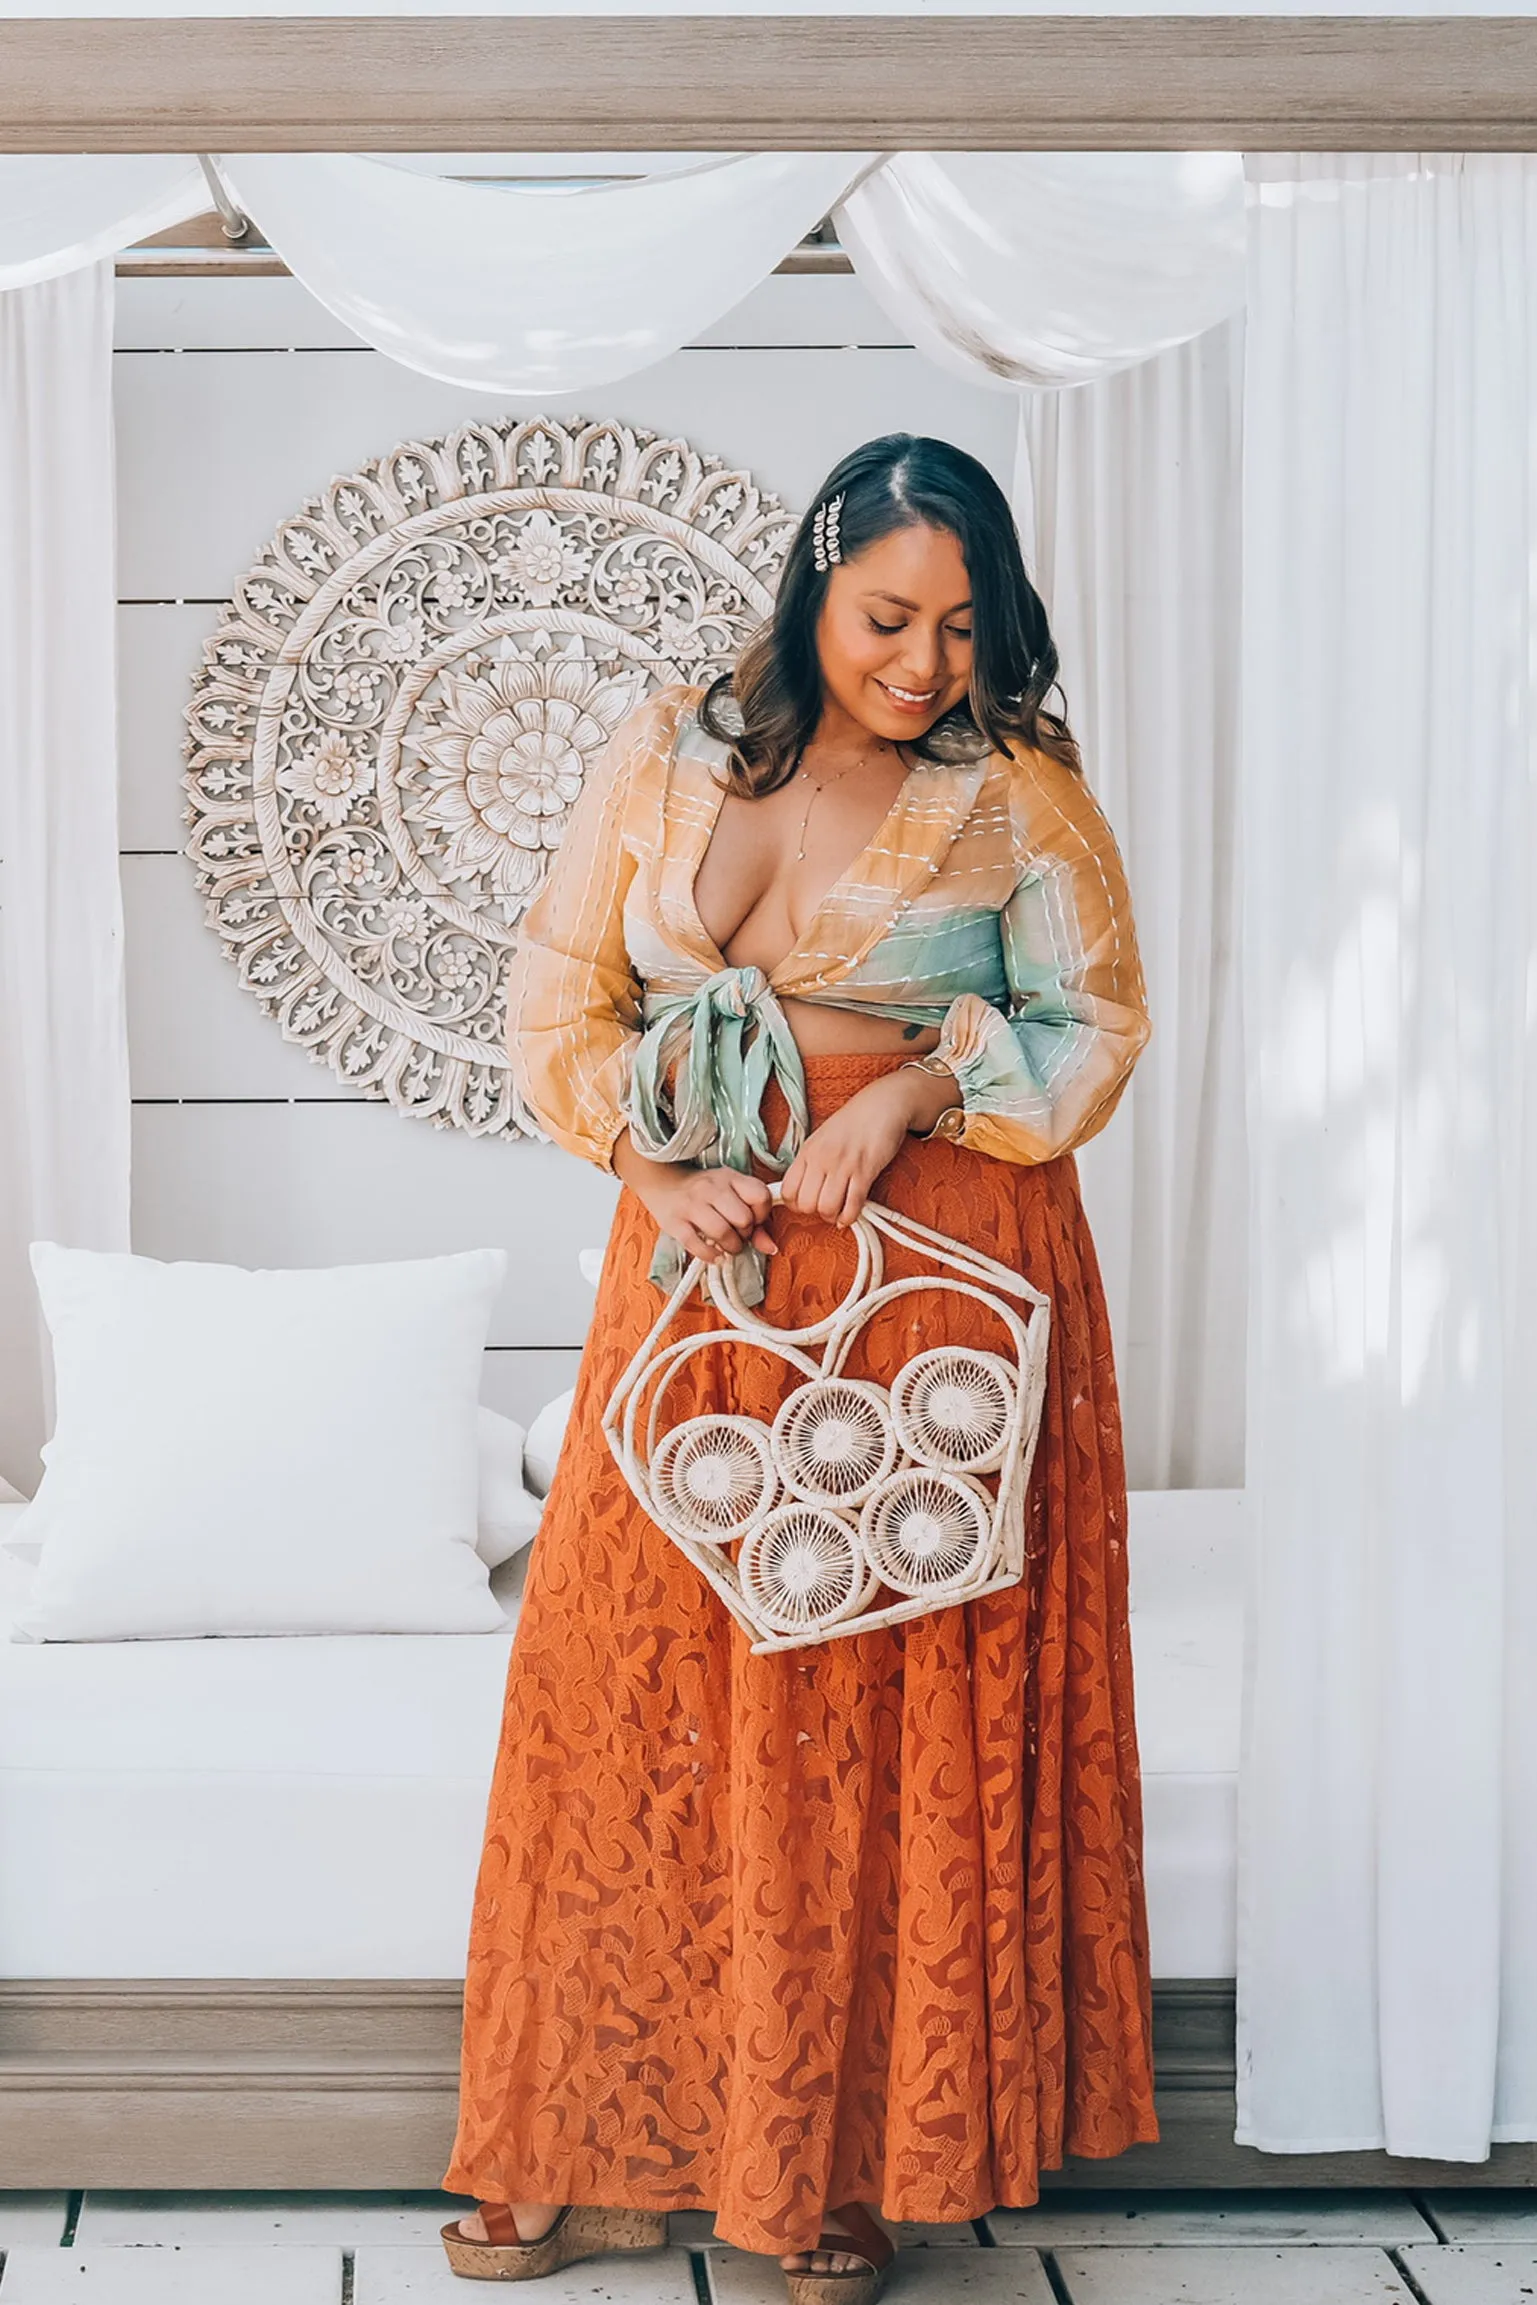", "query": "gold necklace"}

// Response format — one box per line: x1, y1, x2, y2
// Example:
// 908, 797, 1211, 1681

791, 740, 906, 864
